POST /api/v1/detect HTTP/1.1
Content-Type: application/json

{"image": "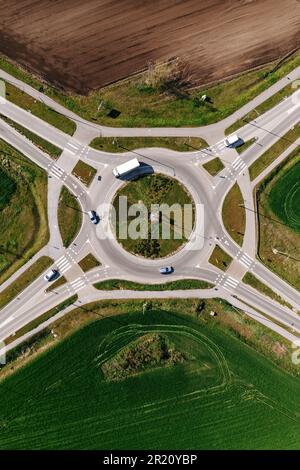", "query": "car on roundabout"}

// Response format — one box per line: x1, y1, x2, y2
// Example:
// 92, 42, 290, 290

159, 266, 174, 275
87, 210, 100, 224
